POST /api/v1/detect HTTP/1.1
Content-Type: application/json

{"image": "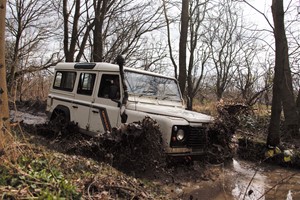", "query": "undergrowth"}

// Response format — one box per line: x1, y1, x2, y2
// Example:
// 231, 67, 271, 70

0, 127, 168, 199
0, 147, 81, 199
